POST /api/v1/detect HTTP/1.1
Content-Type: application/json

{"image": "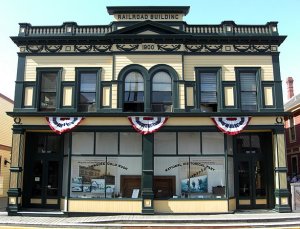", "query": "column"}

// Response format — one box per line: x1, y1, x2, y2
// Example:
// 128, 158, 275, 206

273, 128, 291, 212
141, 134, 154, 214
7, 127, 25, 214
